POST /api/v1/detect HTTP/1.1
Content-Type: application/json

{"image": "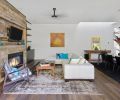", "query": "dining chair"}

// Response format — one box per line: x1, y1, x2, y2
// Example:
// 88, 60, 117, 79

115, 56, 120, 72
105, 55, 116, 71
